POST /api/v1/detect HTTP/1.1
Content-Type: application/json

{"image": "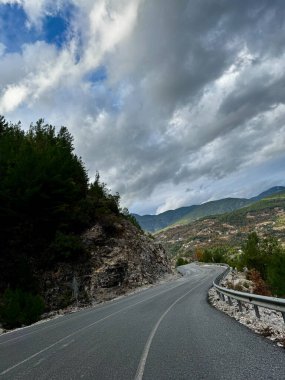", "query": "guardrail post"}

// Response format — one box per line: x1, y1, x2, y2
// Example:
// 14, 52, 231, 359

228, 296, 233, 306
218, 291, 225, 301
281, 312, 285, 323
219, 292, 222, 300
253, 305, 260, 319
237, 300, 243, 312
